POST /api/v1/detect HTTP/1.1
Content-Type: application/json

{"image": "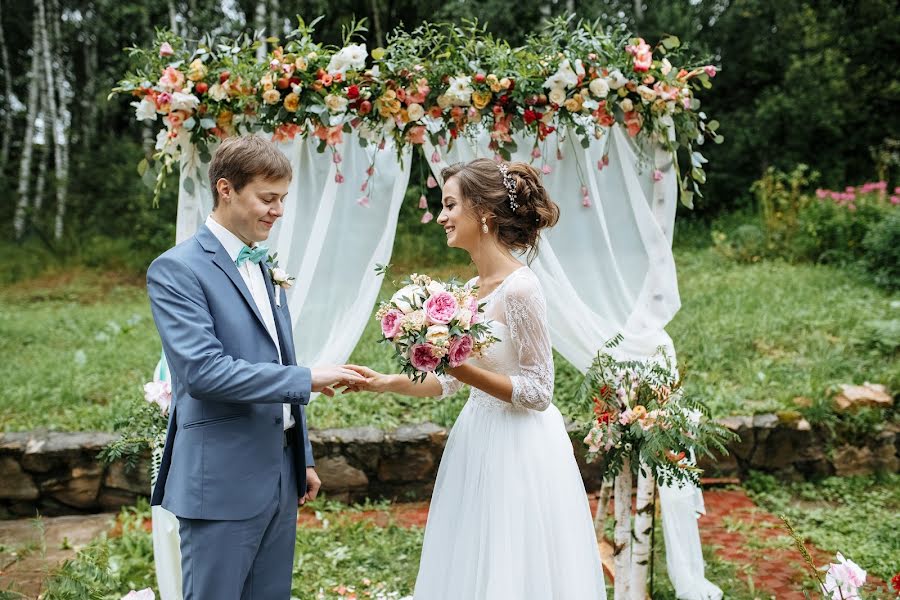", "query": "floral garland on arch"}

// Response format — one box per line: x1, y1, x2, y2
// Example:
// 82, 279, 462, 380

113, 17, 722, 208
